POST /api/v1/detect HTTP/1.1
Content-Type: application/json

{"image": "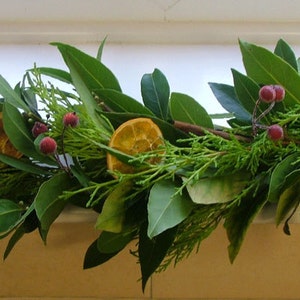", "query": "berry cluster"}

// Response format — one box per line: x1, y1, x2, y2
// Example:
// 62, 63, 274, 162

253, 85, 285, 141
34, 112, 79, 172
